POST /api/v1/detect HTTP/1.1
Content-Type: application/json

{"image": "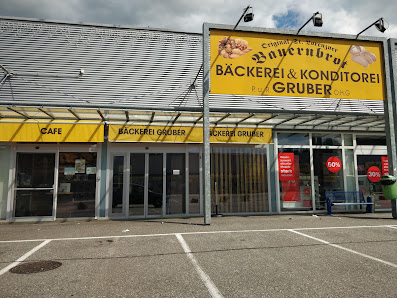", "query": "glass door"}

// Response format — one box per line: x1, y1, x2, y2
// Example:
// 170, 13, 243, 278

166, 153, 186, 215
313, 149, 344, 210
110, 155, 126, 216
14, 153, 56, 217
129, 153, 164, 217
